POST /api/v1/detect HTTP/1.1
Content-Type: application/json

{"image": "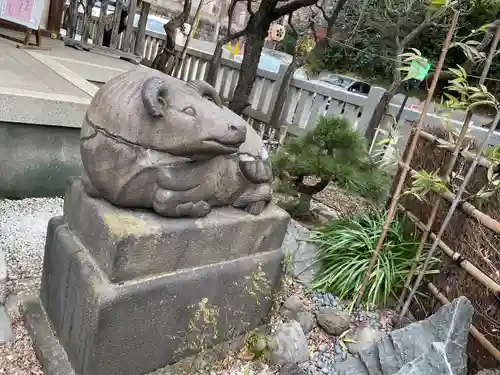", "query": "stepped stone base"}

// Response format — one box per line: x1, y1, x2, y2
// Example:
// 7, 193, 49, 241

27, 179, 289, 375
64, 178, 289, 283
